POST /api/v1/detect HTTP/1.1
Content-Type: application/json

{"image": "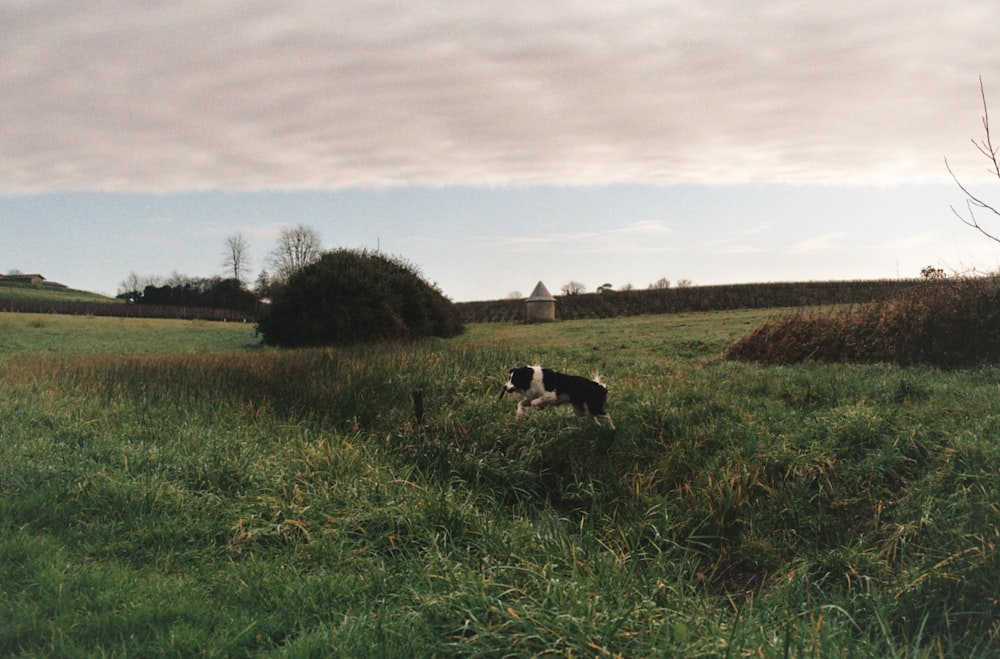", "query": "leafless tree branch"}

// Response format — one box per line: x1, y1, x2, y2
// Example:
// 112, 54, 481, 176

949, 77, 1000, 244
268, 224, 322, 281
223, 233, 252, 282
